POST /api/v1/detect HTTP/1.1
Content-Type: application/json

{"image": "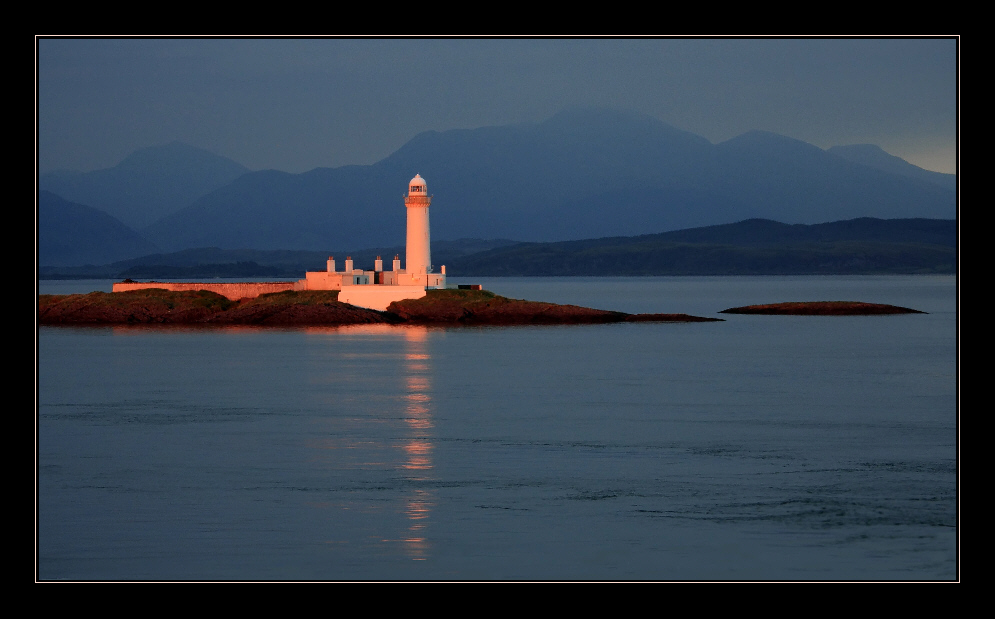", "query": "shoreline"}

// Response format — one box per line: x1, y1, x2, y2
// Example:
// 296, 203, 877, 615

39, 288, 723, 326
